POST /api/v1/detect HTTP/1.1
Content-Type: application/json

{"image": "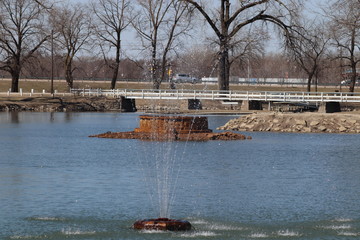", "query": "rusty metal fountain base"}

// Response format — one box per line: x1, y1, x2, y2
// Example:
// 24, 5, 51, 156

90, 115, 251, 141
133, 218, 191, 231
